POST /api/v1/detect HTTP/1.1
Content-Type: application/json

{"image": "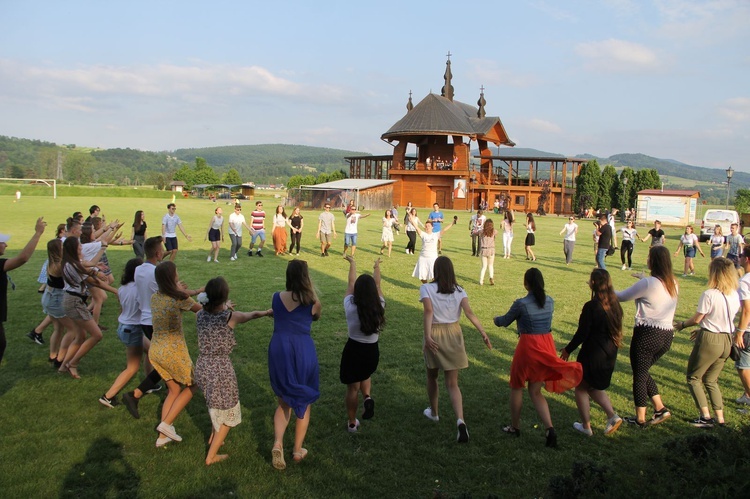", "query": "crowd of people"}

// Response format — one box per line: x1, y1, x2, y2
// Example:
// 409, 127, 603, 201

3, 200, 750, 470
